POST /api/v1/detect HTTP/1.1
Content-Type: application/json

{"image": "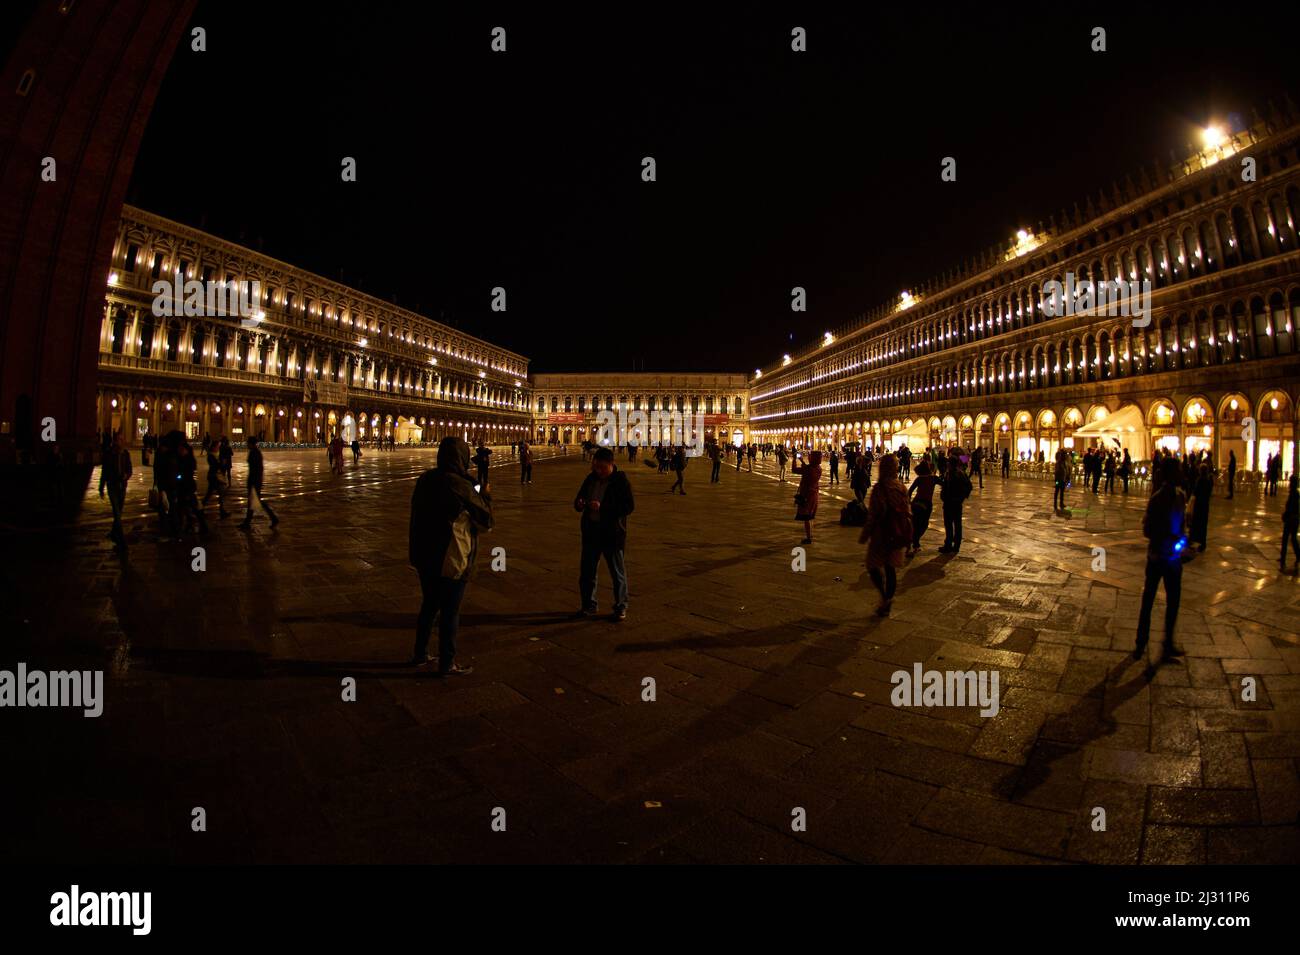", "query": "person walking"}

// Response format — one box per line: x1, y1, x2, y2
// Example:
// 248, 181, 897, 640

574, 447, 634, 621
939, 450, 972, 554
237, 436, 279, 530
1281, 475, 1299, 573
408, 436, 493, 675
1226, 449, 1236, 499
735, 442, 743, 472
776, 444, 788, 483
351, 438, 361, 465
473, 444, 492, 488
1091, 448, 1102, 494
1119, 448, 1132, 494
103, 431, 132, 554
792, 449, 823, 545
906, 458, 939, 557
1053, 448, 1069, 512
669, 445, 687, 495
860, 454, 911, 617
519, 441, 533, 484
1001, 447, 1010, 479
1135, 456, 1188, 662
747, 442, 756, 472
1103, 451, 1117, 493
708, 441, 722, 484
970, 446, 984, 490
897, 445, 910, 481
829, 448, 841, 485
201, 443, 231, 519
